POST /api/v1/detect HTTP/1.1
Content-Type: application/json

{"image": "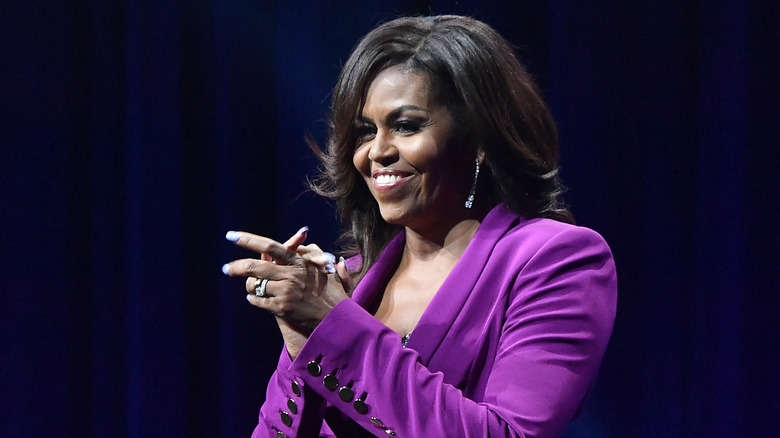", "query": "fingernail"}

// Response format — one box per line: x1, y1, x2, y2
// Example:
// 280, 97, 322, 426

325, 263, 336, 274
221, 263, 231, 275
323, 252, 336, 264
339, 256, 345, 265
296, 226, 309, 236
246, 294, 252, 303
225, 231, 240, 242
